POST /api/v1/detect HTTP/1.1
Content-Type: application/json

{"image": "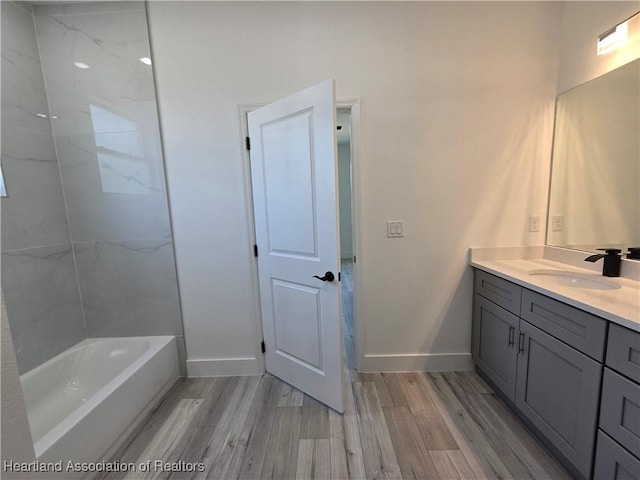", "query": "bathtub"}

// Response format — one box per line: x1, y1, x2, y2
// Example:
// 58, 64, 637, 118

20, 336, 179, 470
